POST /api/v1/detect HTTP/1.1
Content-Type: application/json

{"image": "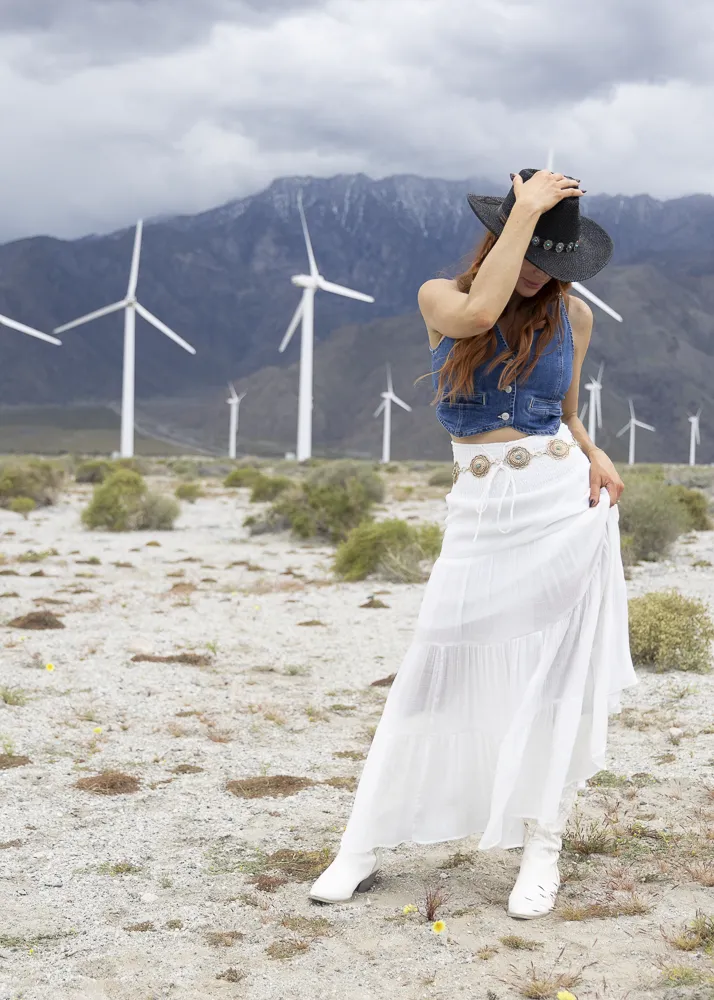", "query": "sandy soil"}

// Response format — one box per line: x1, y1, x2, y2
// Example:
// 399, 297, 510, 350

1, 472, 713, 1000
